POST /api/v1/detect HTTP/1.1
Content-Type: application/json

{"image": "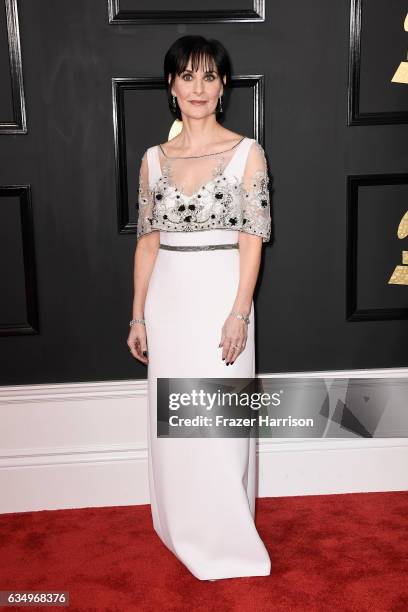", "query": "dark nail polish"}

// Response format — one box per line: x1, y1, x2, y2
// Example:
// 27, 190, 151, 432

222, 357, 225, 360
143, 351, 147, 356
231, 361, 234, 365
226, 362, 229, 365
